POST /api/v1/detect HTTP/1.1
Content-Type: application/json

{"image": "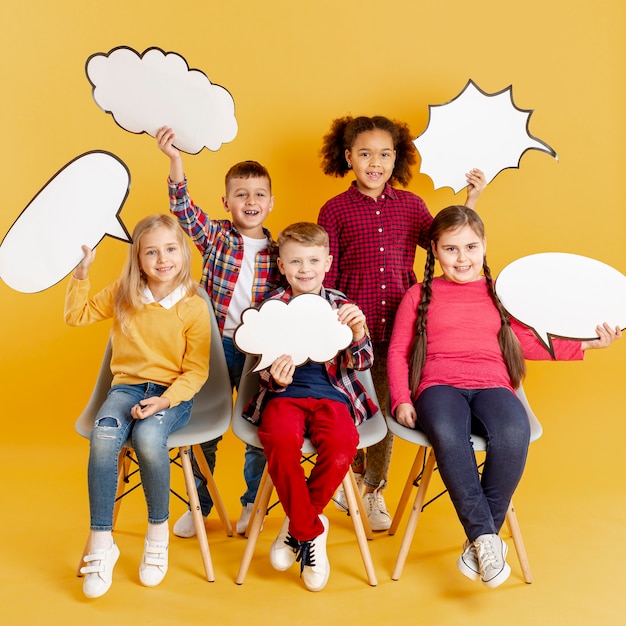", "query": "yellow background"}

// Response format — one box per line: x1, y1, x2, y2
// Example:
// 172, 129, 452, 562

1, 1, 625, 624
